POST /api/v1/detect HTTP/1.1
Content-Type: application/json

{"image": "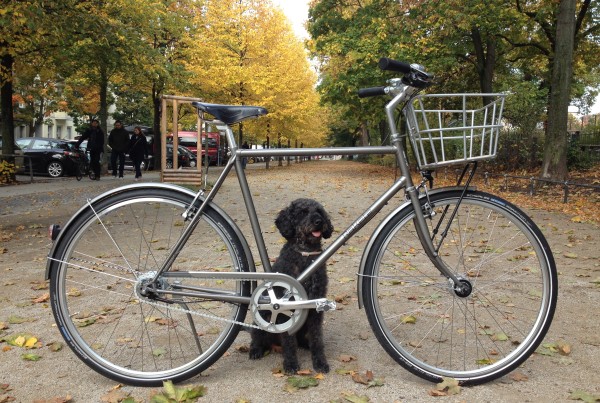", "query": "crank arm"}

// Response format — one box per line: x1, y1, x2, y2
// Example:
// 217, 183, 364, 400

257, 298, 337, 312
